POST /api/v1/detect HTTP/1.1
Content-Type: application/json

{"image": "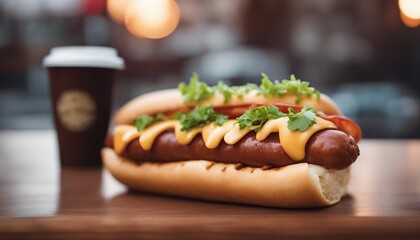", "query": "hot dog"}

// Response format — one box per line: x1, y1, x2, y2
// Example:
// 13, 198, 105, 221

102, 73, 362, 208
